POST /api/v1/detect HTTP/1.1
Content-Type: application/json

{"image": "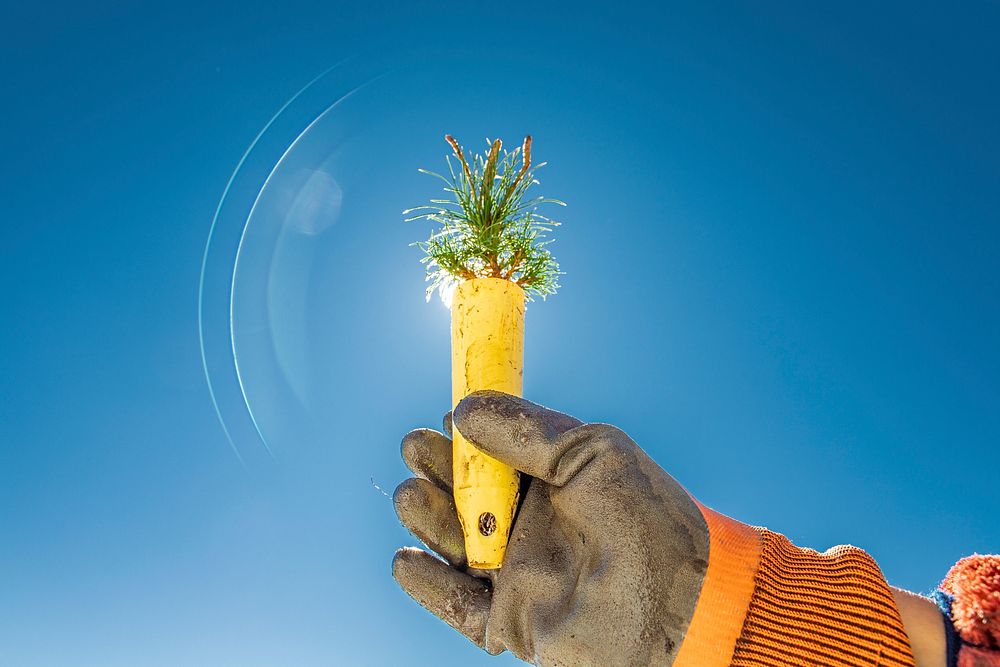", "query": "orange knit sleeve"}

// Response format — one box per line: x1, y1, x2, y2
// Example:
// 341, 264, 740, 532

675, 503, 916, 667
731, 530, 915, 666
